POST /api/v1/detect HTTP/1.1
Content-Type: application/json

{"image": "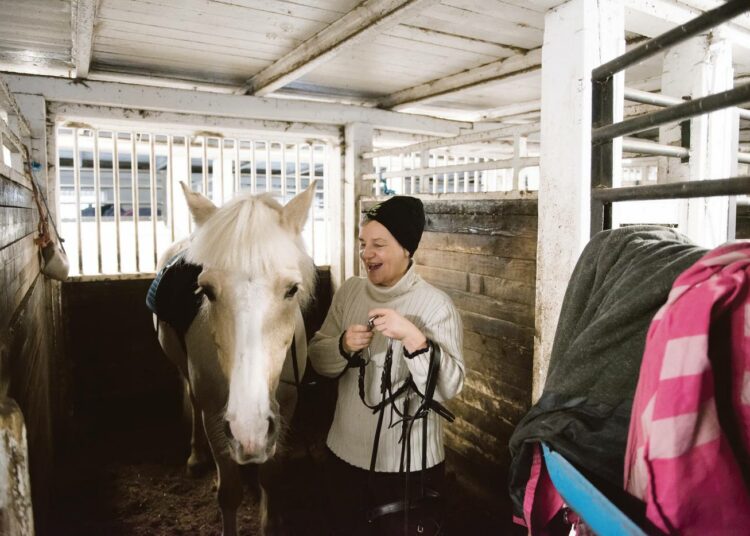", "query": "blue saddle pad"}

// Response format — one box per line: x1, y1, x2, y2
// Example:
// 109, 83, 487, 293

146, 253, 203, 336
